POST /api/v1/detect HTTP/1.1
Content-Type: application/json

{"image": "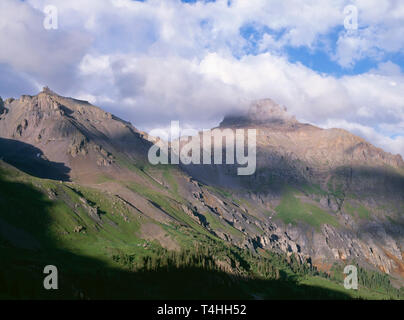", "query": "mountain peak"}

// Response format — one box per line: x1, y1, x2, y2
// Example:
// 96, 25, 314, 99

247, 98, 296, 123
41, 86, 57, 96
220, 98, 297, 127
